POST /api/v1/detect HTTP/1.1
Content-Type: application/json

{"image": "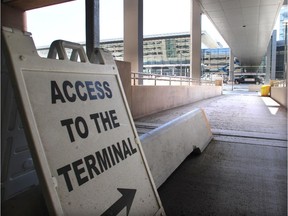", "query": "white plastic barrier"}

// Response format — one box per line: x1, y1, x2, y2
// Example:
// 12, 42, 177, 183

140, 108, 213, 188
